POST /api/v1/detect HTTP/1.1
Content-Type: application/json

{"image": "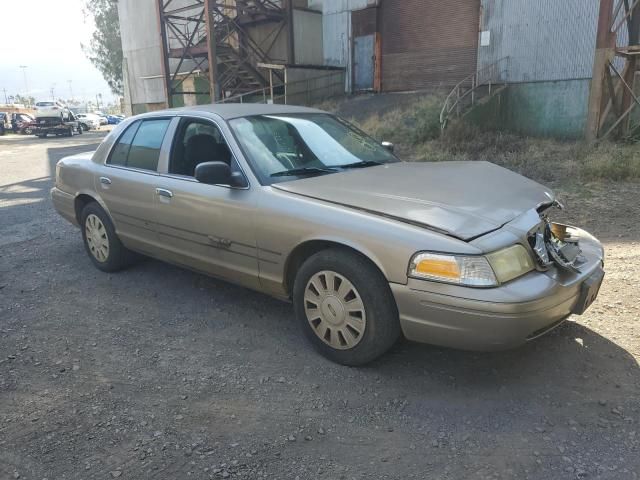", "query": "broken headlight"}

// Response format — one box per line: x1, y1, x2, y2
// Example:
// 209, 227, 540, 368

529, 219, 583, 272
